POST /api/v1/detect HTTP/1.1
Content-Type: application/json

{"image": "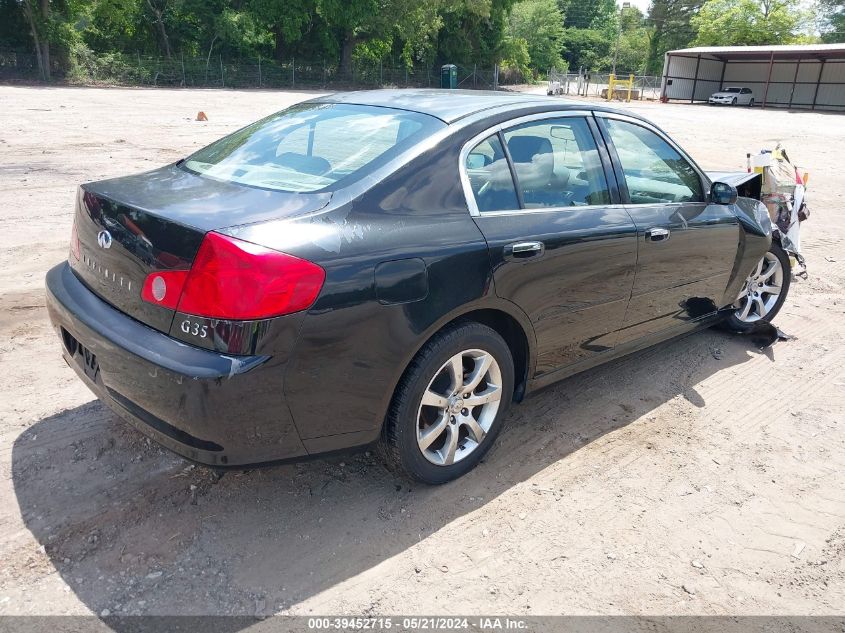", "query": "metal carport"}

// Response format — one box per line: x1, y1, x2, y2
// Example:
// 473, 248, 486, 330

660, 44, 845, 111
